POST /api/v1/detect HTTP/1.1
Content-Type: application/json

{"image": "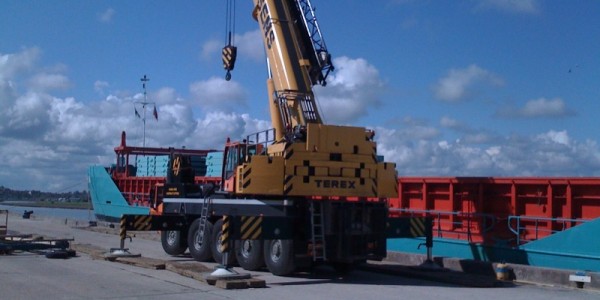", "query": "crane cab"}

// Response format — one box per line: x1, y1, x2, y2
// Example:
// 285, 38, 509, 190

221, 138, 265, 193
